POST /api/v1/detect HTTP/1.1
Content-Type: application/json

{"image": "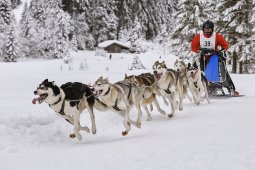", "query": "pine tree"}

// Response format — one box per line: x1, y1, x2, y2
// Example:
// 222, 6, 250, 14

10, 0, 21, 9
249, 0, 255, 72
0, 0, 12, 59
4, 25, 20, 62
22, 0, 73, 59
70, 34, 78, 52
170, 0, 211, 57
73, 12, 95, 50
129, 56, 146, 70
0, 0, 12, 26
218, 0, 253, 73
